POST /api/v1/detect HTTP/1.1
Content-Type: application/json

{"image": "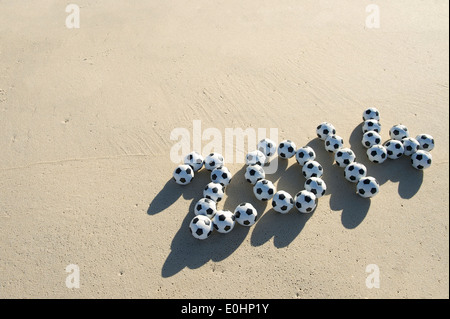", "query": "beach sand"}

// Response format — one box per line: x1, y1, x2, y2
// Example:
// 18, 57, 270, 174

0, 0, 448, 298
